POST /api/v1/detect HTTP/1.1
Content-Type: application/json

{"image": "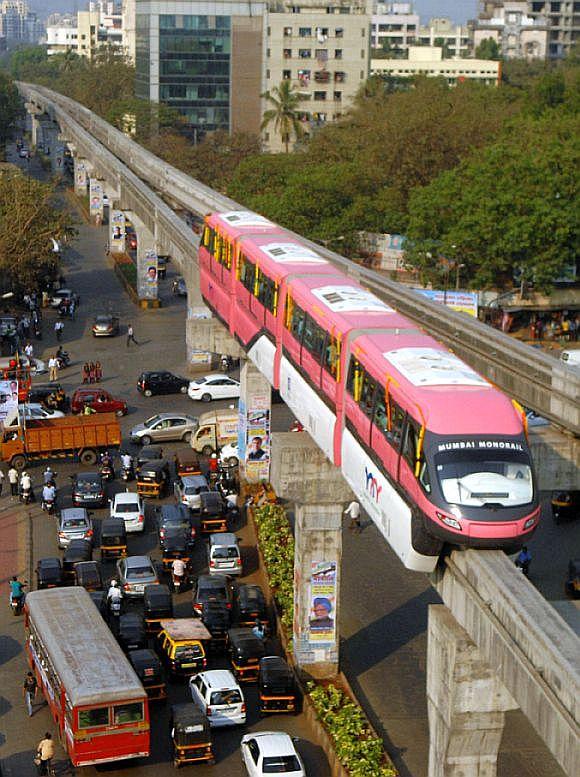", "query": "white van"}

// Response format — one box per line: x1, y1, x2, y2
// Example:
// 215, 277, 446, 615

560, 349, 580, 369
